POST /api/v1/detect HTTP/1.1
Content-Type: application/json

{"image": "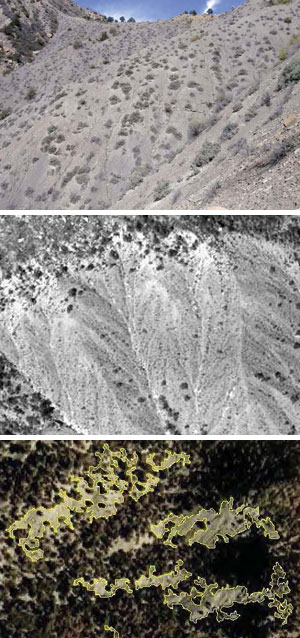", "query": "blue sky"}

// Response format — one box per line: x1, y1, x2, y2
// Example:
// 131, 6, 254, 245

76, 1, 245, 22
